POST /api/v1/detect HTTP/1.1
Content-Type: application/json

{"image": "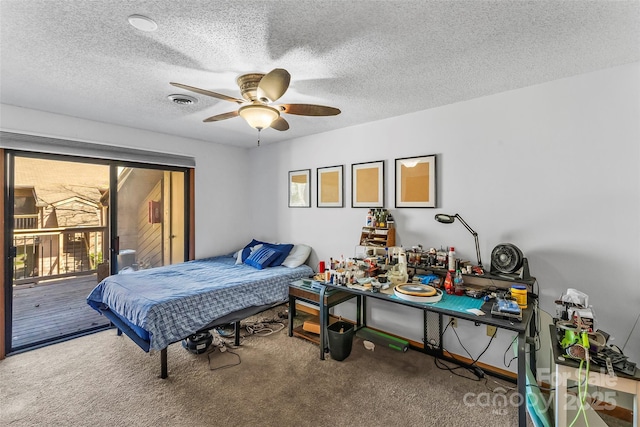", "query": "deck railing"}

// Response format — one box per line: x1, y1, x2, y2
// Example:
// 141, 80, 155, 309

14, 214, 39, 230
12, 226, 107, 284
